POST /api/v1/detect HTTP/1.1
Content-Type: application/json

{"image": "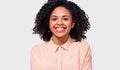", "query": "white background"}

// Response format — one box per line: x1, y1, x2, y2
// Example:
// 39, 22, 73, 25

0, 0, 120, 70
